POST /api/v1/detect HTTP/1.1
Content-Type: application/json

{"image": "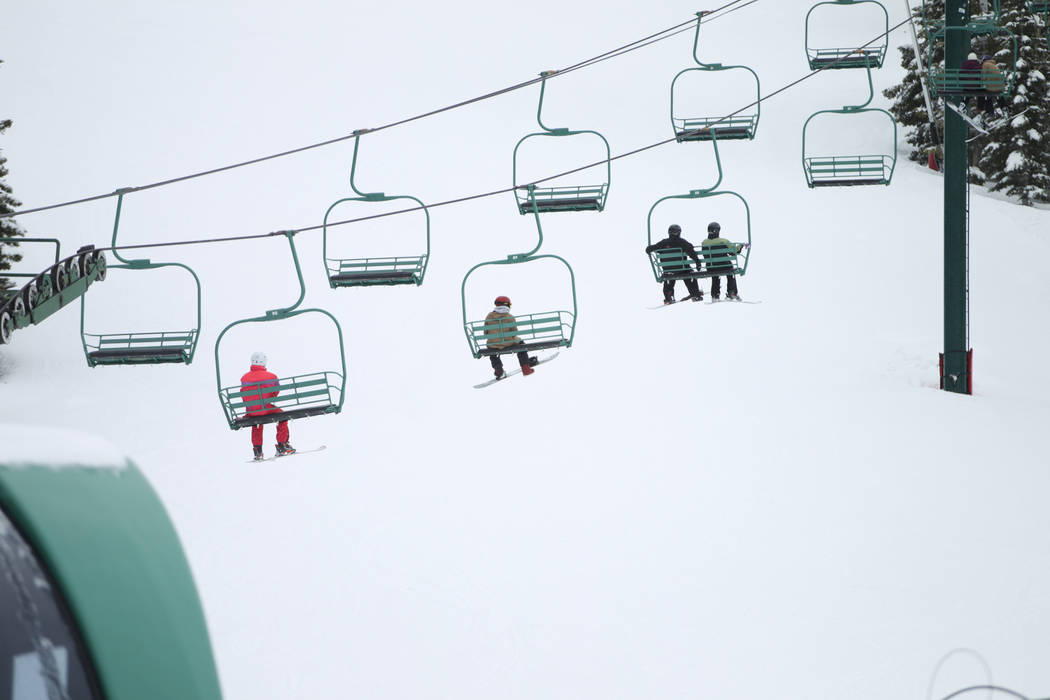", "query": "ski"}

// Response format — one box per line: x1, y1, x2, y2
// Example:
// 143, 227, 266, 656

945, 101, 989, 135
473, 352, 560, 389
247, 445, 327, 463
